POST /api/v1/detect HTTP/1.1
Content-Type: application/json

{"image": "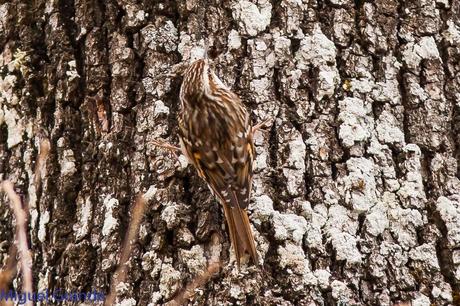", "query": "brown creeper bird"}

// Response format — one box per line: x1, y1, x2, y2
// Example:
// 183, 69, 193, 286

178, 58, 259, 268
